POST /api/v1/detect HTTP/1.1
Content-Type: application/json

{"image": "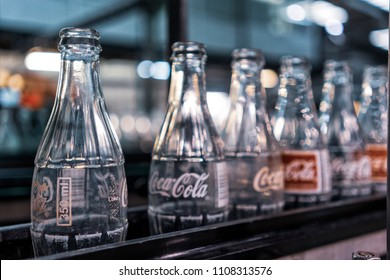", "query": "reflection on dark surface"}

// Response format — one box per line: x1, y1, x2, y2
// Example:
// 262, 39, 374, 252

0, 192, 386, 259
